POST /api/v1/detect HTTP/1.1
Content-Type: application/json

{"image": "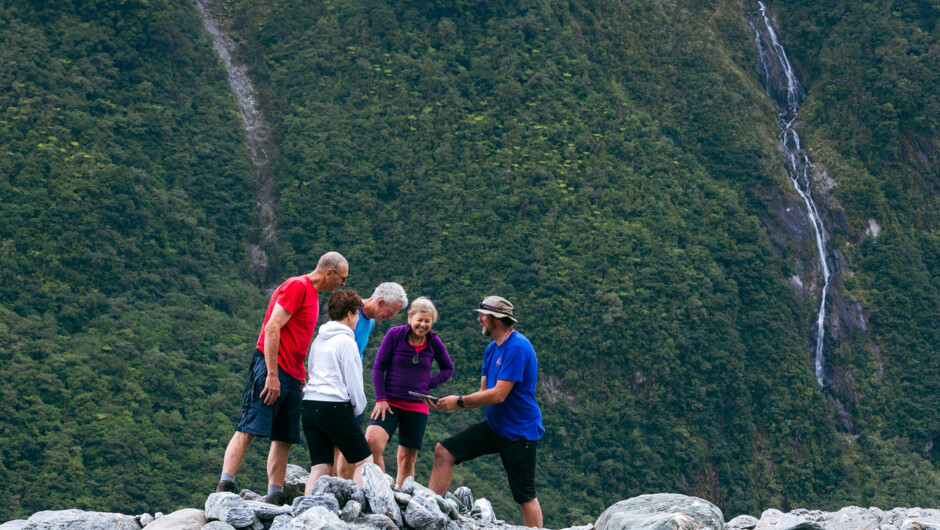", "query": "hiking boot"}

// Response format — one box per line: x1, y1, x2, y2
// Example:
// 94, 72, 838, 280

264, 492, 287, 506
216, 480, 236, 493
